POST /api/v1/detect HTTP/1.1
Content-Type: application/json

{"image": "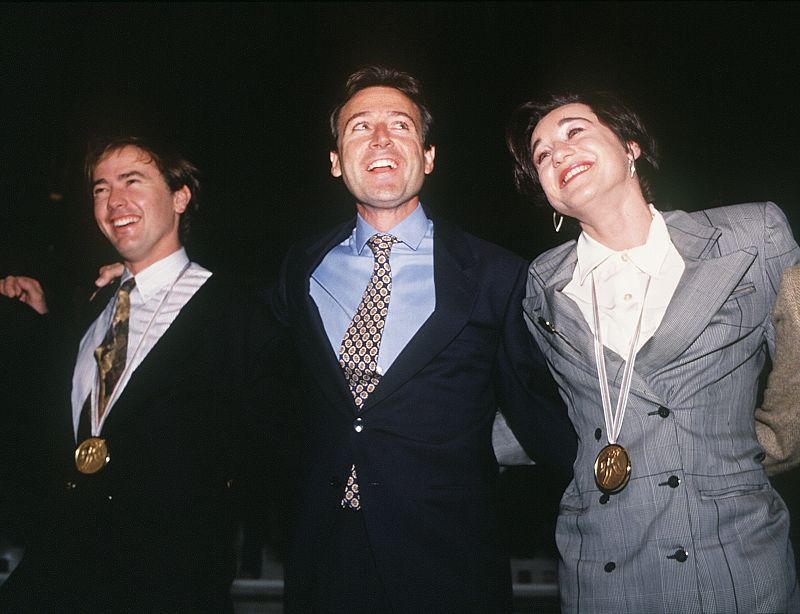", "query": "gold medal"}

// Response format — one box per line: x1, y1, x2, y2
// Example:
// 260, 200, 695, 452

74, 437, 110, 474
594, 443, 631, 493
